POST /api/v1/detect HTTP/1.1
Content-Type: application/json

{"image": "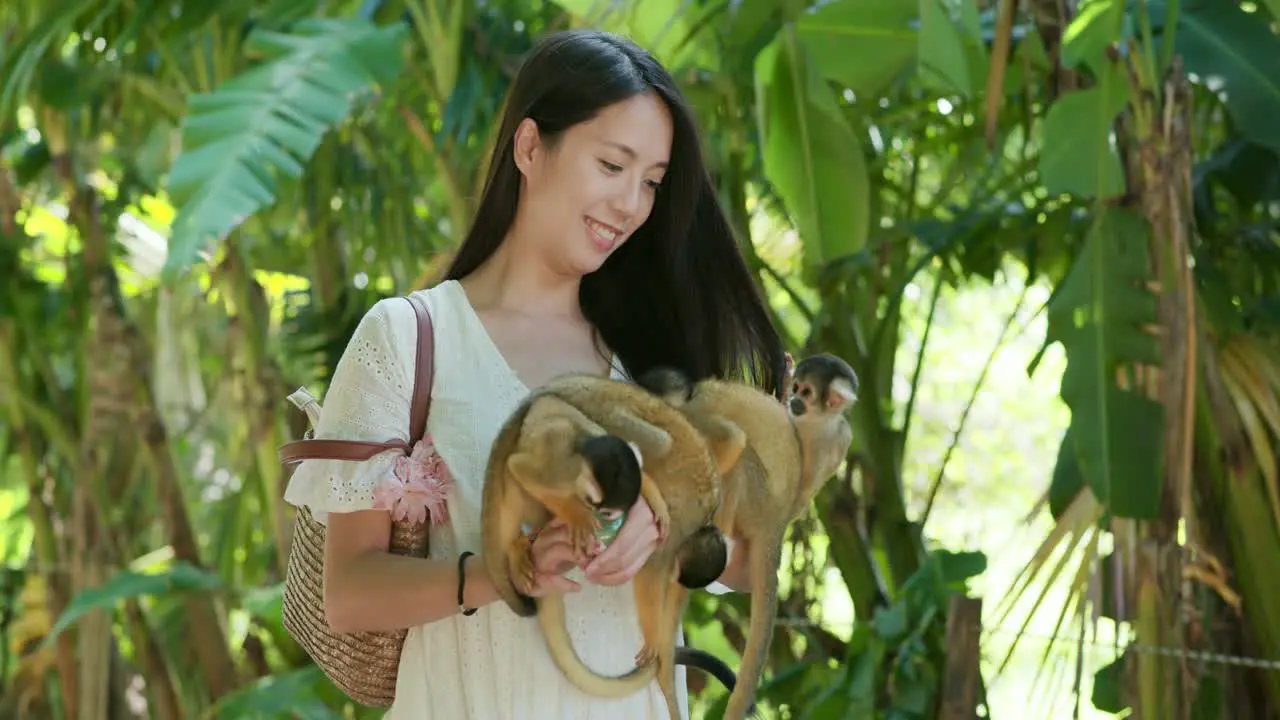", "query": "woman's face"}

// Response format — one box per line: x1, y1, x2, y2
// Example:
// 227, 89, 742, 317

513, 91, 674, 276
